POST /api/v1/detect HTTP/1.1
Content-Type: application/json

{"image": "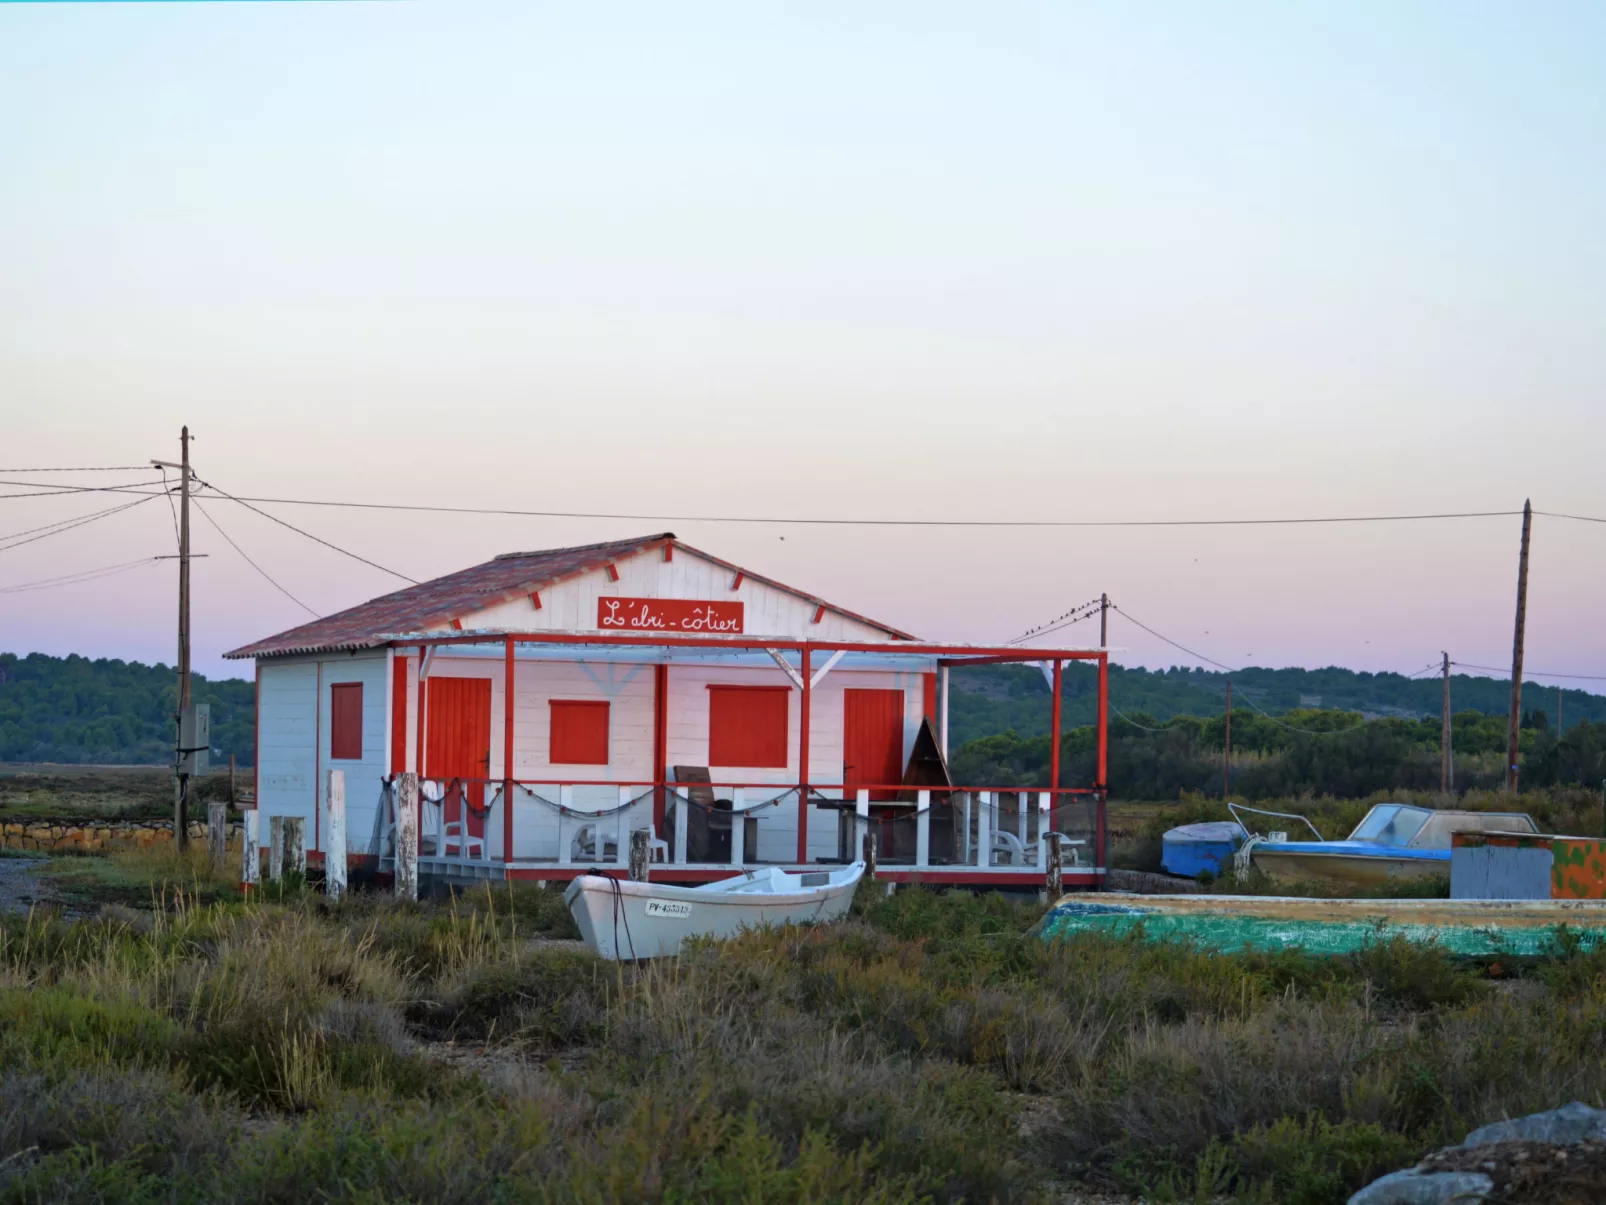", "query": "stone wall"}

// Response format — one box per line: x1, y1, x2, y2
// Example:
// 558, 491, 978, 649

0, 818, 242, 854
